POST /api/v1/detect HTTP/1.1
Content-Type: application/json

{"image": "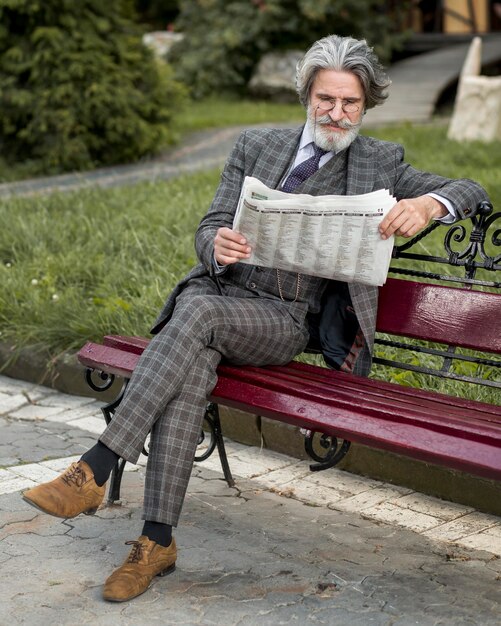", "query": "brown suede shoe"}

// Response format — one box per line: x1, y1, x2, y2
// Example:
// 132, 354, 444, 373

103, 536, 177, 602
22, 460, 105, 518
